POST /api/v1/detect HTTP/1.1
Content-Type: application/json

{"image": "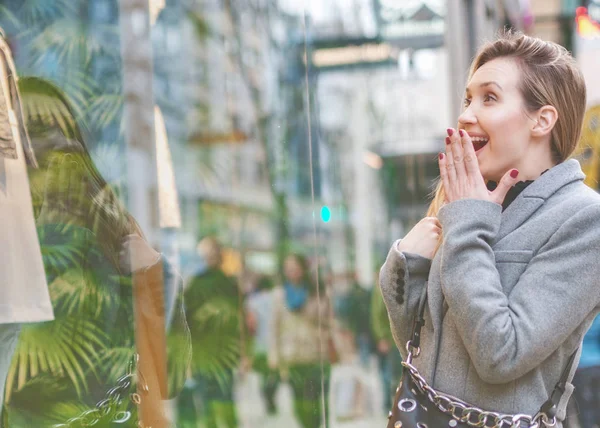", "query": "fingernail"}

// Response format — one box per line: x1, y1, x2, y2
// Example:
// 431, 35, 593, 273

439, 153, 444, 160
445, 137, 451, 145
510, 169, 519, 178
459, 129, 465, 137
446, 128, 454, 137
